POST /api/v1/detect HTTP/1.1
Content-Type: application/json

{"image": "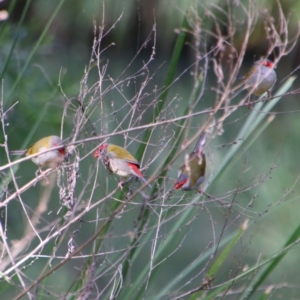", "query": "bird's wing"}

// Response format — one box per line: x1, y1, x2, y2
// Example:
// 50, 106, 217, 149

193, 132, 206, 155
108, 144, 140, 167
